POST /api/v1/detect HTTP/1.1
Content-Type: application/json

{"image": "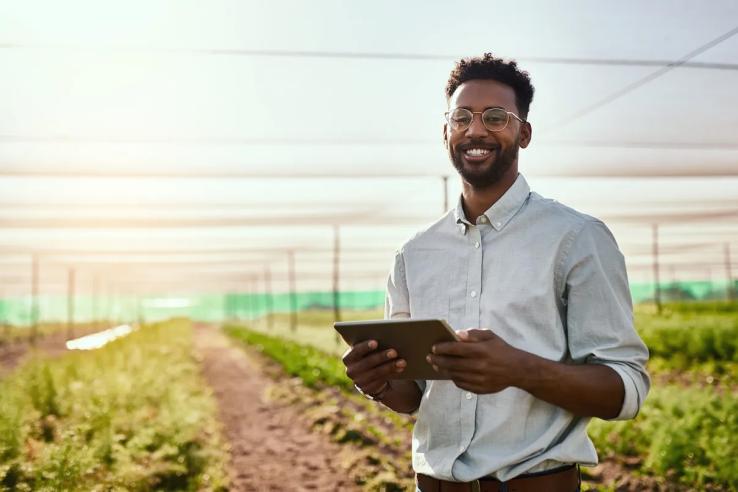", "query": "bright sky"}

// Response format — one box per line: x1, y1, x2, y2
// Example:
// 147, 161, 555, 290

0, 0, 736, 296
